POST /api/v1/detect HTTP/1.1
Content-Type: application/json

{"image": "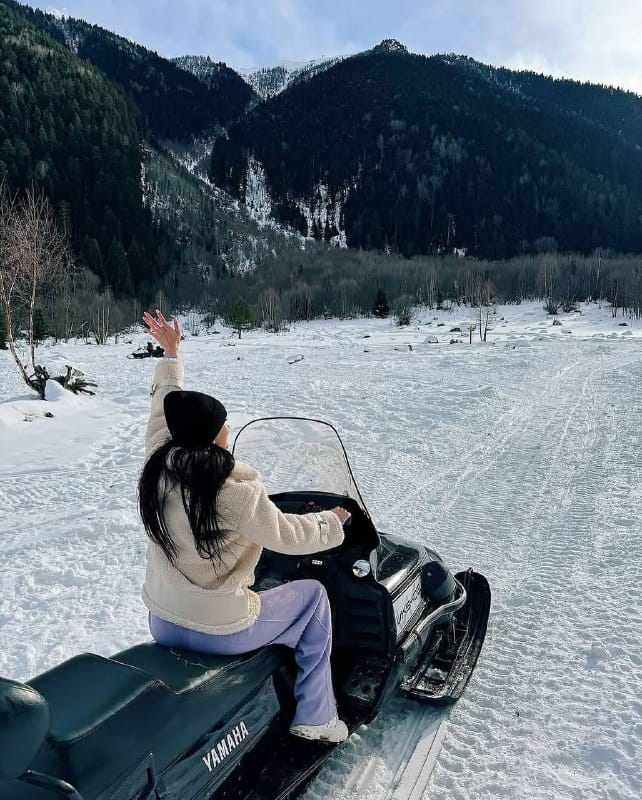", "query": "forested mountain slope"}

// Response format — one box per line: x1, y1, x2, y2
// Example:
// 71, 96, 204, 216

211, 41, 642, 258
14, 1, 256, 141
0, 0, 166, 296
